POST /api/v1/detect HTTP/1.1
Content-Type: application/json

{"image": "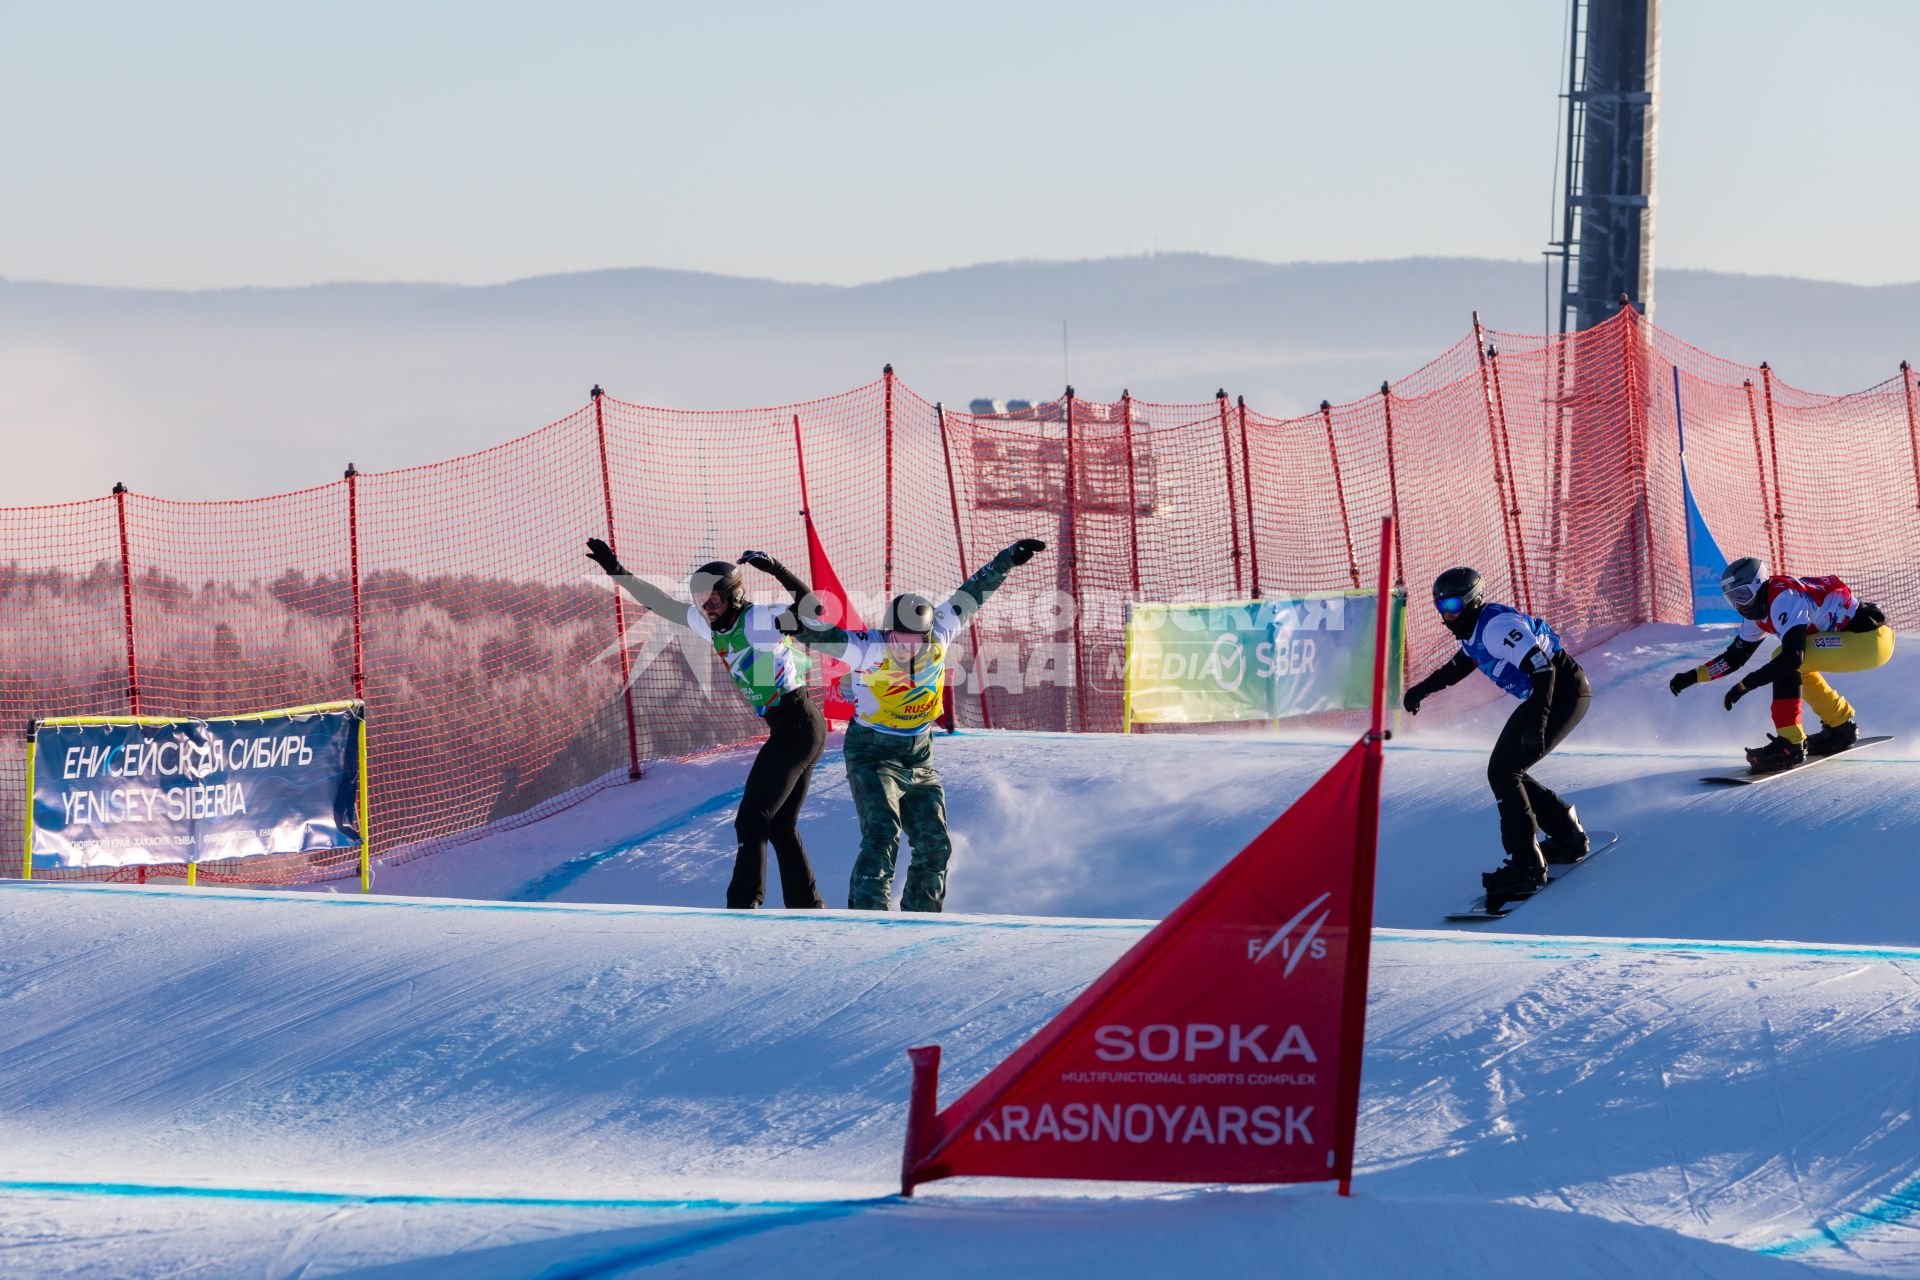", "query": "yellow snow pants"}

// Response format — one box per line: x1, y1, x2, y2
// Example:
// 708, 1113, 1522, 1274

1778, 625, 1895, 730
